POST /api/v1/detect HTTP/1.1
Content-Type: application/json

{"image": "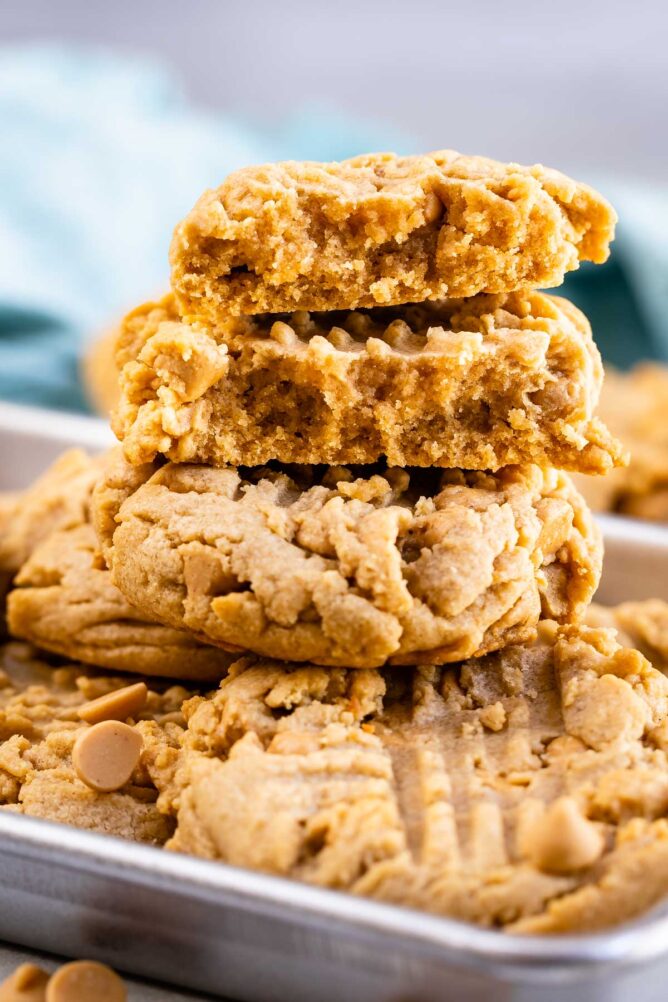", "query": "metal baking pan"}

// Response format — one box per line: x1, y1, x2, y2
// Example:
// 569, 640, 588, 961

1, 399, 668, 1002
